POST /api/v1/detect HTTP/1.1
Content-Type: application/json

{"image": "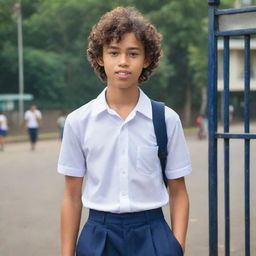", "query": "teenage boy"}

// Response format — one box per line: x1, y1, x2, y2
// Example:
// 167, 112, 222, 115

58, 6, 192, 256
